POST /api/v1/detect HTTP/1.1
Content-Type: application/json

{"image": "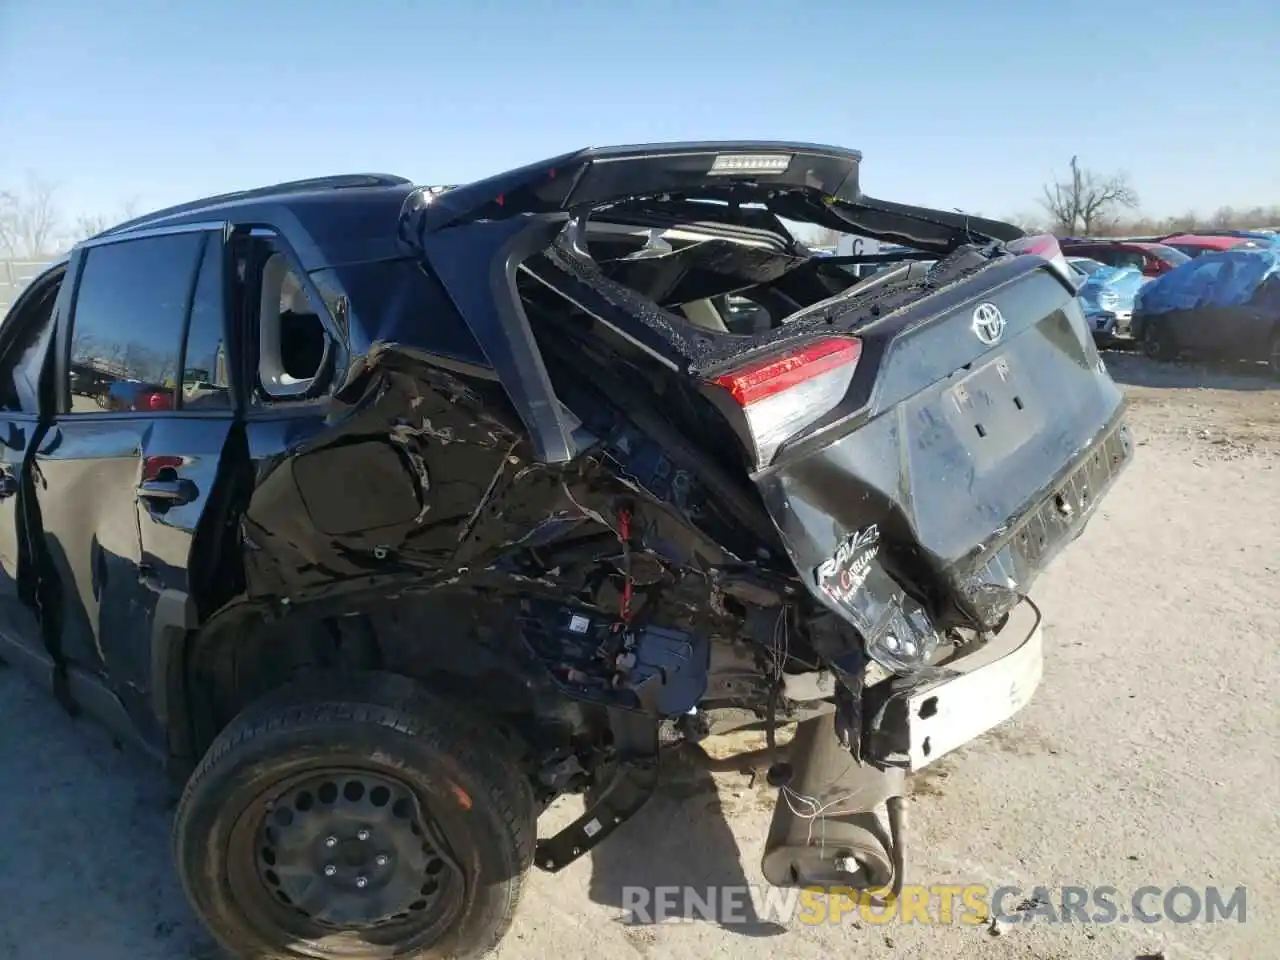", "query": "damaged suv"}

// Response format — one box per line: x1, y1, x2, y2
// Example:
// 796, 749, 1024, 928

0, 142, 1131, 958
